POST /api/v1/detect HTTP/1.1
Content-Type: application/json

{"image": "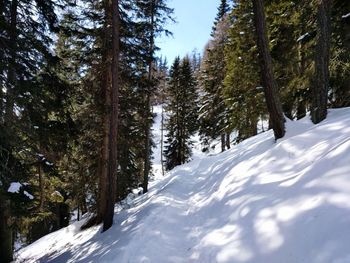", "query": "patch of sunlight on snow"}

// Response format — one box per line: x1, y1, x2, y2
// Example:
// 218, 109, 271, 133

192, 224, 253, 262
255, 209, 284, 252
201, 224, 239, 246
274, 196, 324, 222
